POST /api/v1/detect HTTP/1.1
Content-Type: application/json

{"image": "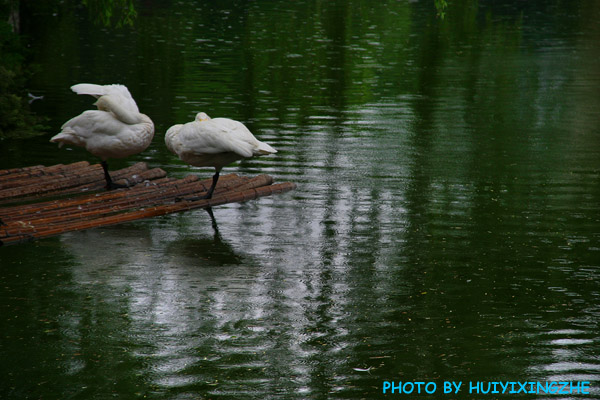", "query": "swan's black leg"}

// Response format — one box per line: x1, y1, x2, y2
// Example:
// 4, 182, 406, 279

205, 207, 219, 232
204, 207, 224, 244
101, 160, 127, 190
204, 171, 220, 199
177, 170, 220, 201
